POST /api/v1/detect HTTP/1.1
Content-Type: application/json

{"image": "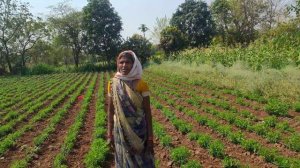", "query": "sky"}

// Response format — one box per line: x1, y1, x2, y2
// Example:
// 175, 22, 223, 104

20, 0, 213, 40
